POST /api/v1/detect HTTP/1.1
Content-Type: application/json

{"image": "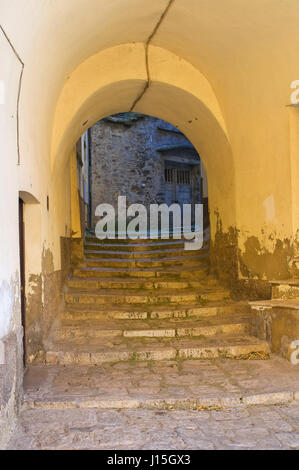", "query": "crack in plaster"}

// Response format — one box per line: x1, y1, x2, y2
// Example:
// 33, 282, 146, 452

0, 24, 24, 166
130, 0, 175, 112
